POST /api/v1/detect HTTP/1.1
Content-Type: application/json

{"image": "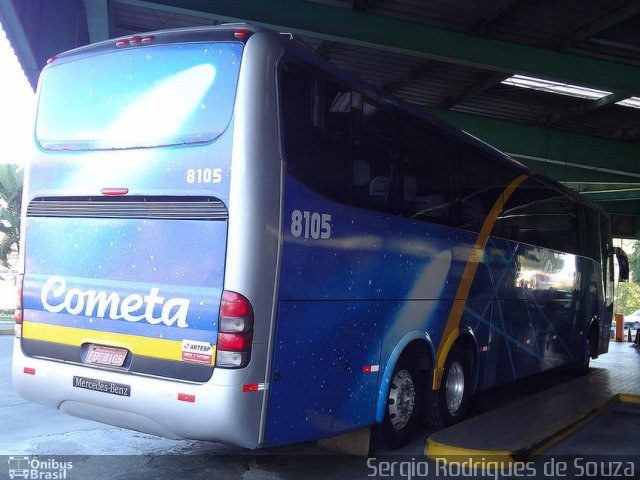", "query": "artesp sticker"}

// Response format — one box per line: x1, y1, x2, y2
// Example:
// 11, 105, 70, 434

181, 340, 214, 365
